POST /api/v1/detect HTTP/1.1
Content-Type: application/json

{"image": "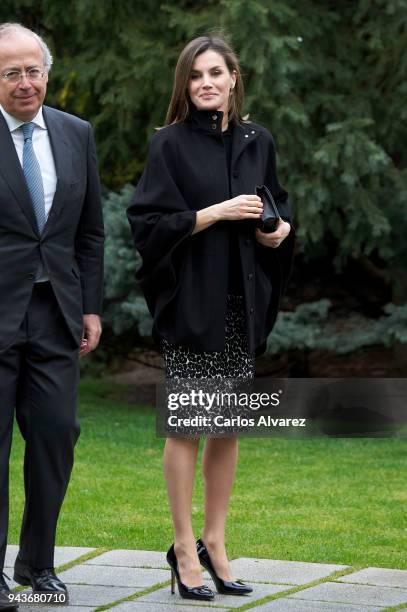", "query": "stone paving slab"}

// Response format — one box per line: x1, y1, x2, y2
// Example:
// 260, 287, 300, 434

4, 547, 407, 611
18, 585, 140, 607
3, 567, 18, 590
4, 545, 20, 568
5, 544, 95, 568
228, 557, 349, 585
288, 582, 407, 607
137, 581, 286, 608
5, 545, 96, 591
113, 602, 226, 611
60, 563, 169, 587
86, 549, 167, 568
338, 567, 407, 588
255, 598, 386, 611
